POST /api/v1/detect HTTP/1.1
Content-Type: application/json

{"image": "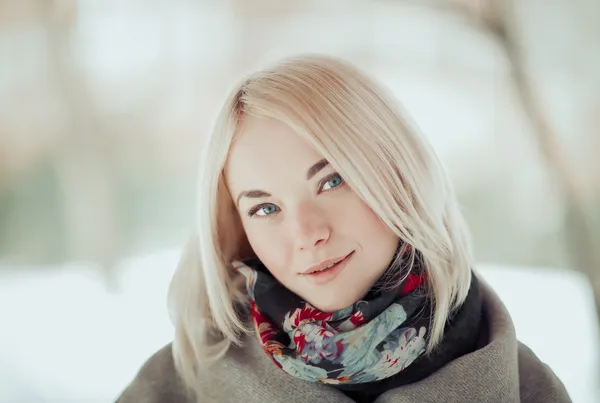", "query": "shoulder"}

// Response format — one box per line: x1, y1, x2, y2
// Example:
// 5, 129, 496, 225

517, 341, 571, 403
115, 343, 194, 403
477, 276, 571, 403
